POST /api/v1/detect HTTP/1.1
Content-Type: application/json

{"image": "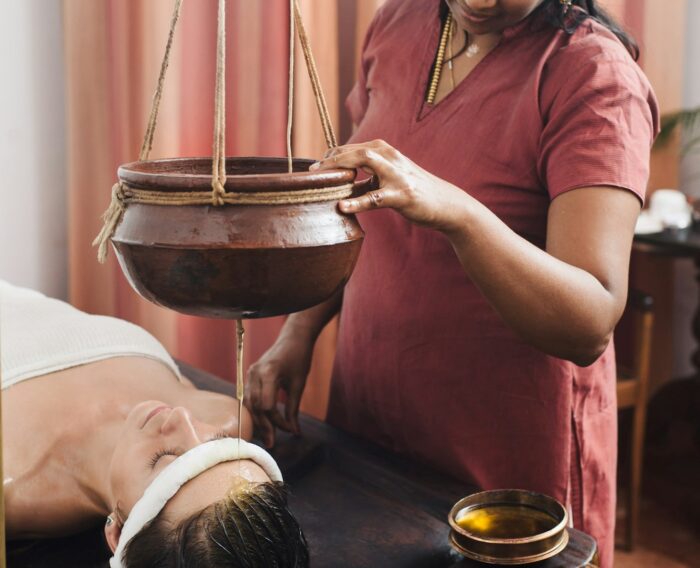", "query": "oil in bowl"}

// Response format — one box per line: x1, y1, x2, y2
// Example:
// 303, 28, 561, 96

456, 504, 559, 539
448, 490, 570, 564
